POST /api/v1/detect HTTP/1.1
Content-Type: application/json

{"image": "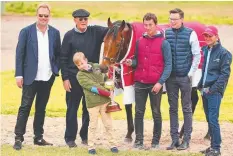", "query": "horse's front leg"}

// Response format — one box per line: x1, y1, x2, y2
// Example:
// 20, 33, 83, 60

124, 104, 134, 143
